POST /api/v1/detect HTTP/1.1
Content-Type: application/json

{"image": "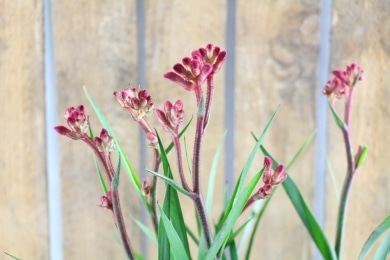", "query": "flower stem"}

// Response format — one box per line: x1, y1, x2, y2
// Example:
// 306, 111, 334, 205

204, 75, 214, 130
112, 188, 135, 259
173, 135, 192, 192
334, 92, 356, 258
103, 148, 135, 260
192, 97, 213, 248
